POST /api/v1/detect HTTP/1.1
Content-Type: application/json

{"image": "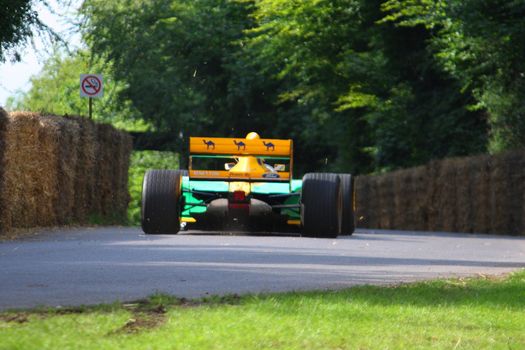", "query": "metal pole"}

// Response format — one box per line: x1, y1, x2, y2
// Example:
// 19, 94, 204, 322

89, 97, 93, 119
